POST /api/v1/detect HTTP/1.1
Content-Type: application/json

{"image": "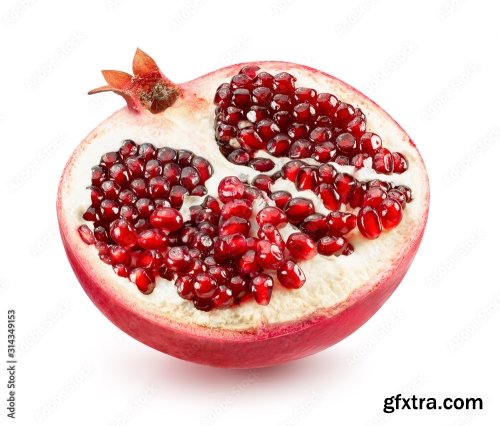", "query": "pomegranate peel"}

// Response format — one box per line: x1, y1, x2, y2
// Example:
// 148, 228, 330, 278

57, 50, 429, 368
